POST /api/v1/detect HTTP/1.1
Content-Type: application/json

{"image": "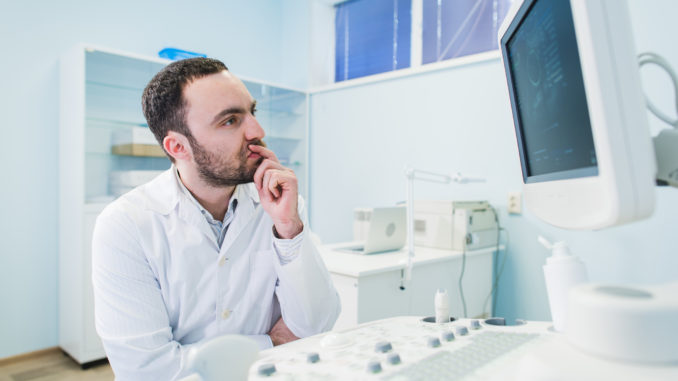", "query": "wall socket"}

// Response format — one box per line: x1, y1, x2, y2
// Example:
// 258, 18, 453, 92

508, 191, 522, 214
